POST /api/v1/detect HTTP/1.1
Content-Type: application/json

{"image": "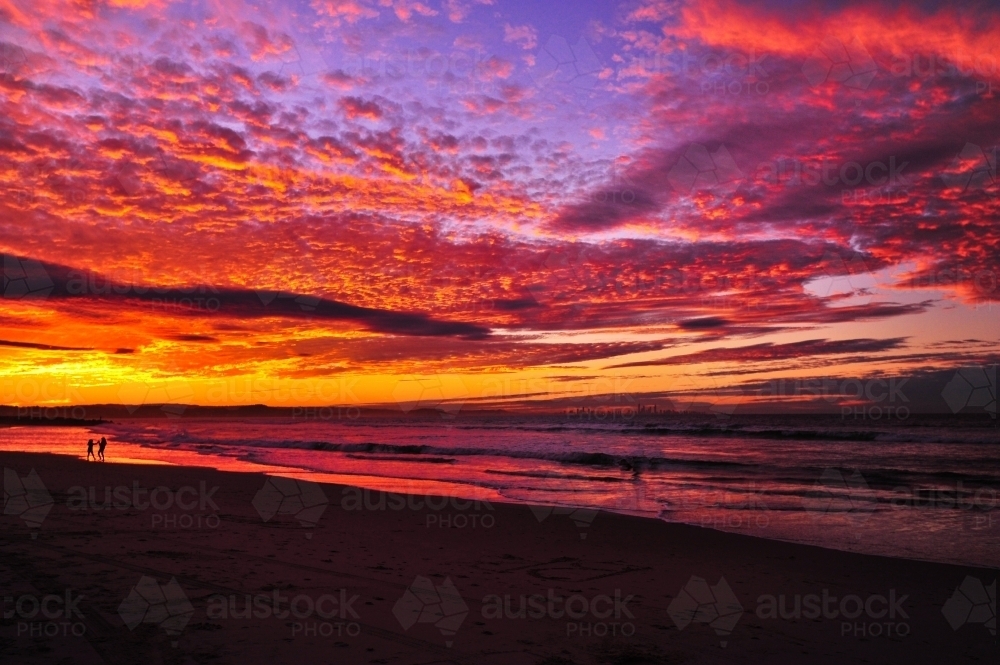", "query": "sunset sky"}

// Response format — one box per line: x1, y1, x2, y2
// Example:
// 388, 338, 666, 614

1, 0, 997, 414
